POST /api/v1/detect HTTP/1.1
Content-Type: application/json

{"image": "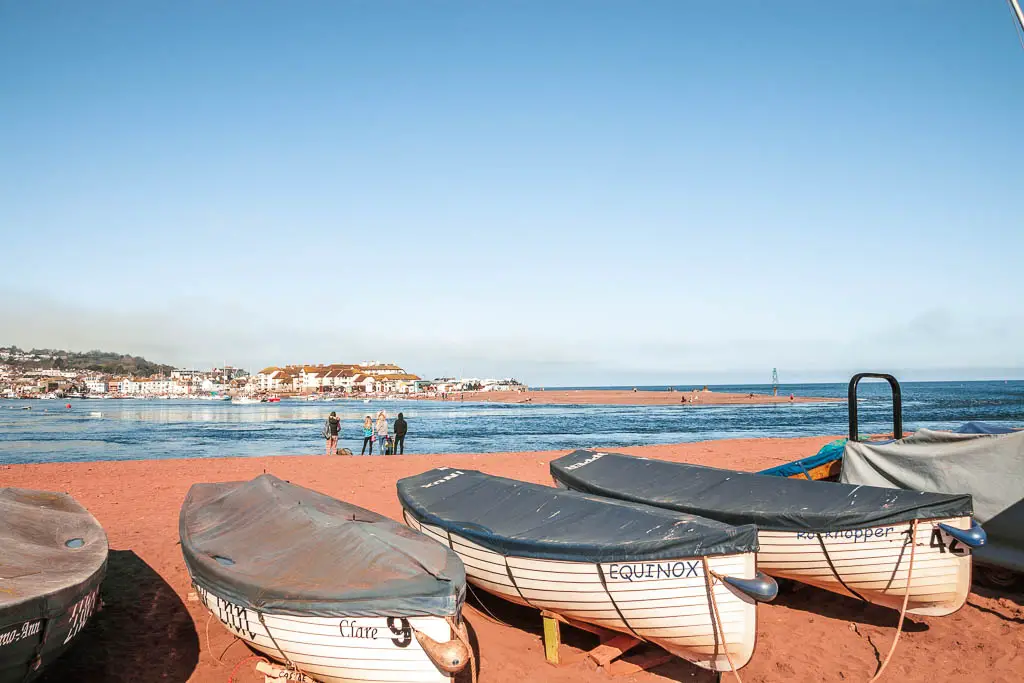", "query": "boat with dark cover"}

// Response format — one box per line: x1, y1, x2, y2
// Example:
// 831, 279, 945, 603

0, 488, 107, 683
551, 450, 986, 615
180, 474, 470, 683
397, 468, 776, 672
